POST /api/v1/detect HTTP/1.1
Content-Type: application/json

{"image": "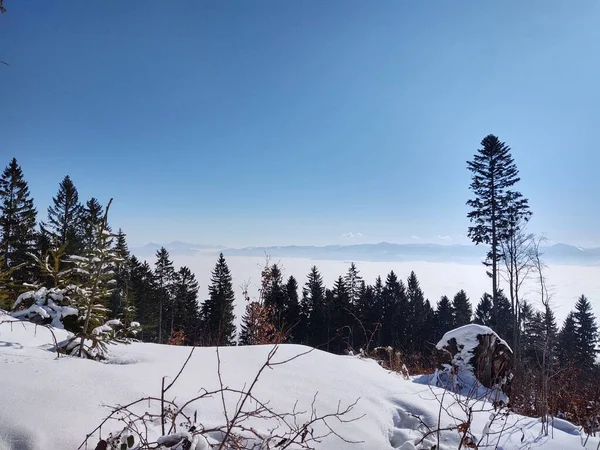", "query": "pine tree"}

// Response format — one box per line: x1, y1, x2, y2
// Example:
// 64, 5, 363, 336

300, 266, 327, 347
328, 276, 352, 353
474, 293, 493, 326
573, 295, 599, 371
109, 229, 130, 318
380, 271, 408, 349
557, 312, 578, 367
434, 295, 454, 341
172, 266, 201, 345
81, 198, 106, 252
154, 247, 175, 344
452, 290, 472, 328
0, 158, 37, 286
406, 271, 429, 352
344, 262, 363, 306
129, 256, 158, 342
355, 282, 377, 350
495, 290, 515, 341
45, 175, 84, 256
466, 135, 531, 323
262, 263, 286, 327
201, 253, 236, 346
284, 276, 300, 341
